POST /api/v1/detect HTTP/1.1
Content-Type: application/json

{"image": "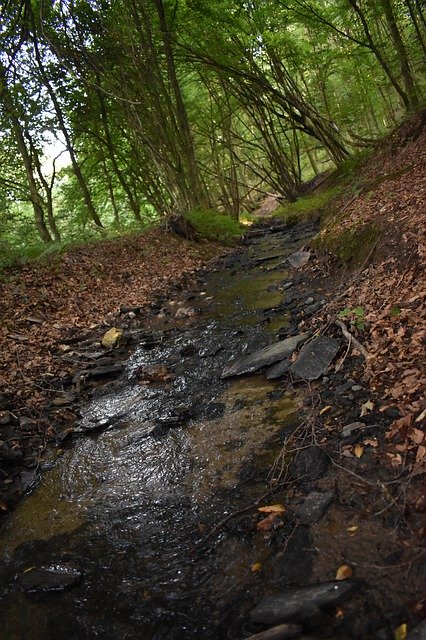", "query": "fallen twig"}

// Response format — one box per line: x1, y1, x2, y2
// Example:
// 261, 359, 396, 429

335, 319, 370, 360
